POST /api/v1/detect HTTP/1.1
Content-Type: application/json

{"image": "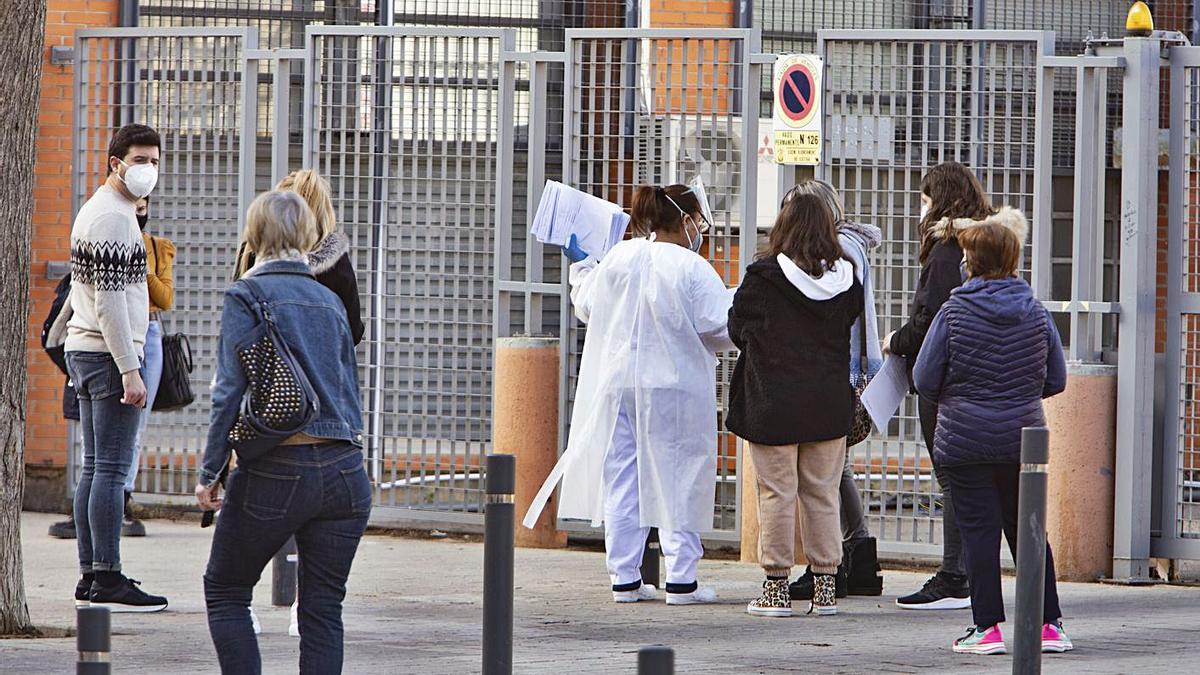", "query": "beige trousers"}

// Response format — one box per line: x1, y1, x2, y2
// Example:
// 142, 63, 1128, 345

749, 437, 847, 576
